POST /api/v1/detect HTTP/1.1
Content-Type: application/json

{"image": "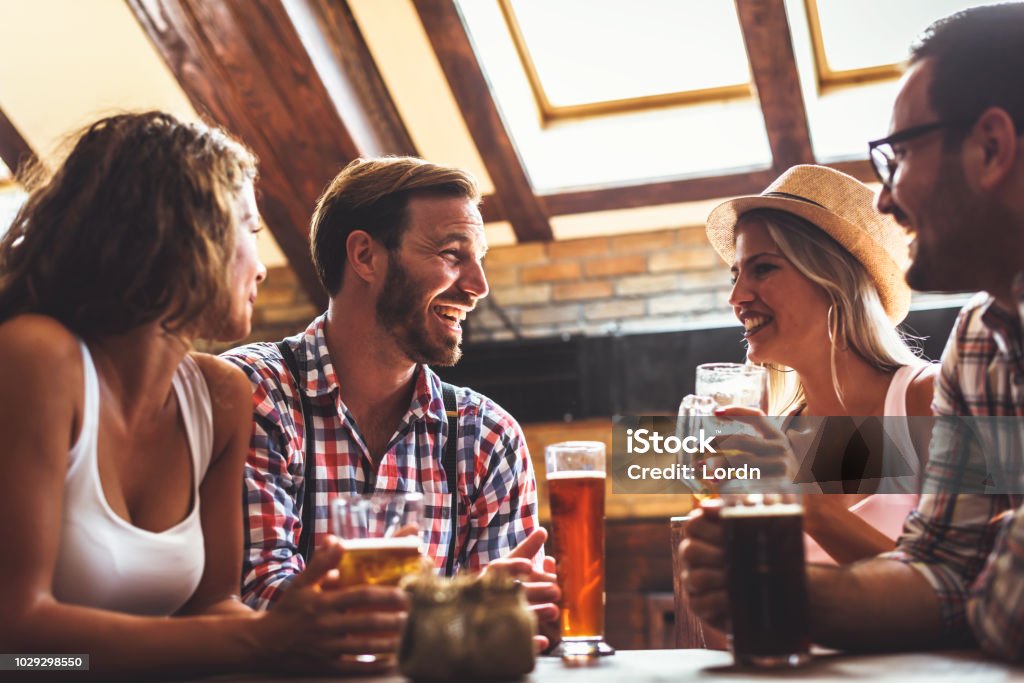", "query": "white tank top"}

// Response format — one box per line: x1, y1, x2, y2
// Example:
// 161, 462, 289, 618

804, 363, 936, 564
874, 362, 936, 492
52, 342, 213, 615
